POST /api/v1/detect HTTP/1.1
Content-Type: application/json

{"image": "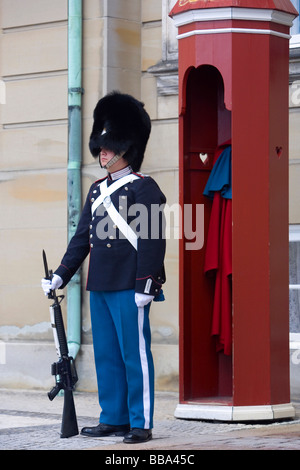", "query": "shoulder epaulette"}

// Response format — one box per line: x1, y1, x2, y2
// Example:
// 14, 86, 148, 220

132, 172, 149, 179
94, 175, 108, 185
